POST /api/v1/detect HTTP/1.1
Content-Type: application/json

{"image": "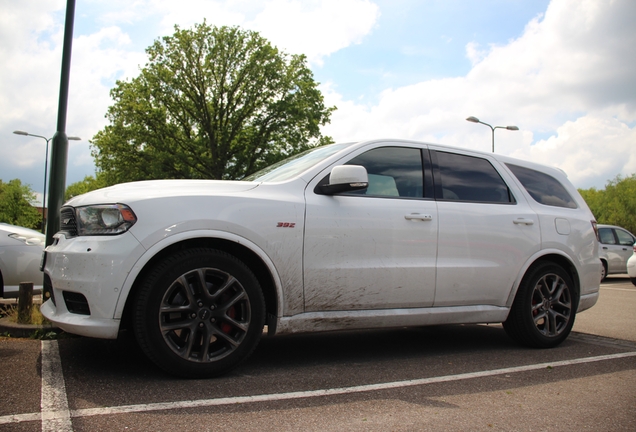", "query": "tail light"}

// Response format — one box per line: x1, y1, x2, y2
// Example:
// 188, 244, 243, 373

591, 221, 599, 241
